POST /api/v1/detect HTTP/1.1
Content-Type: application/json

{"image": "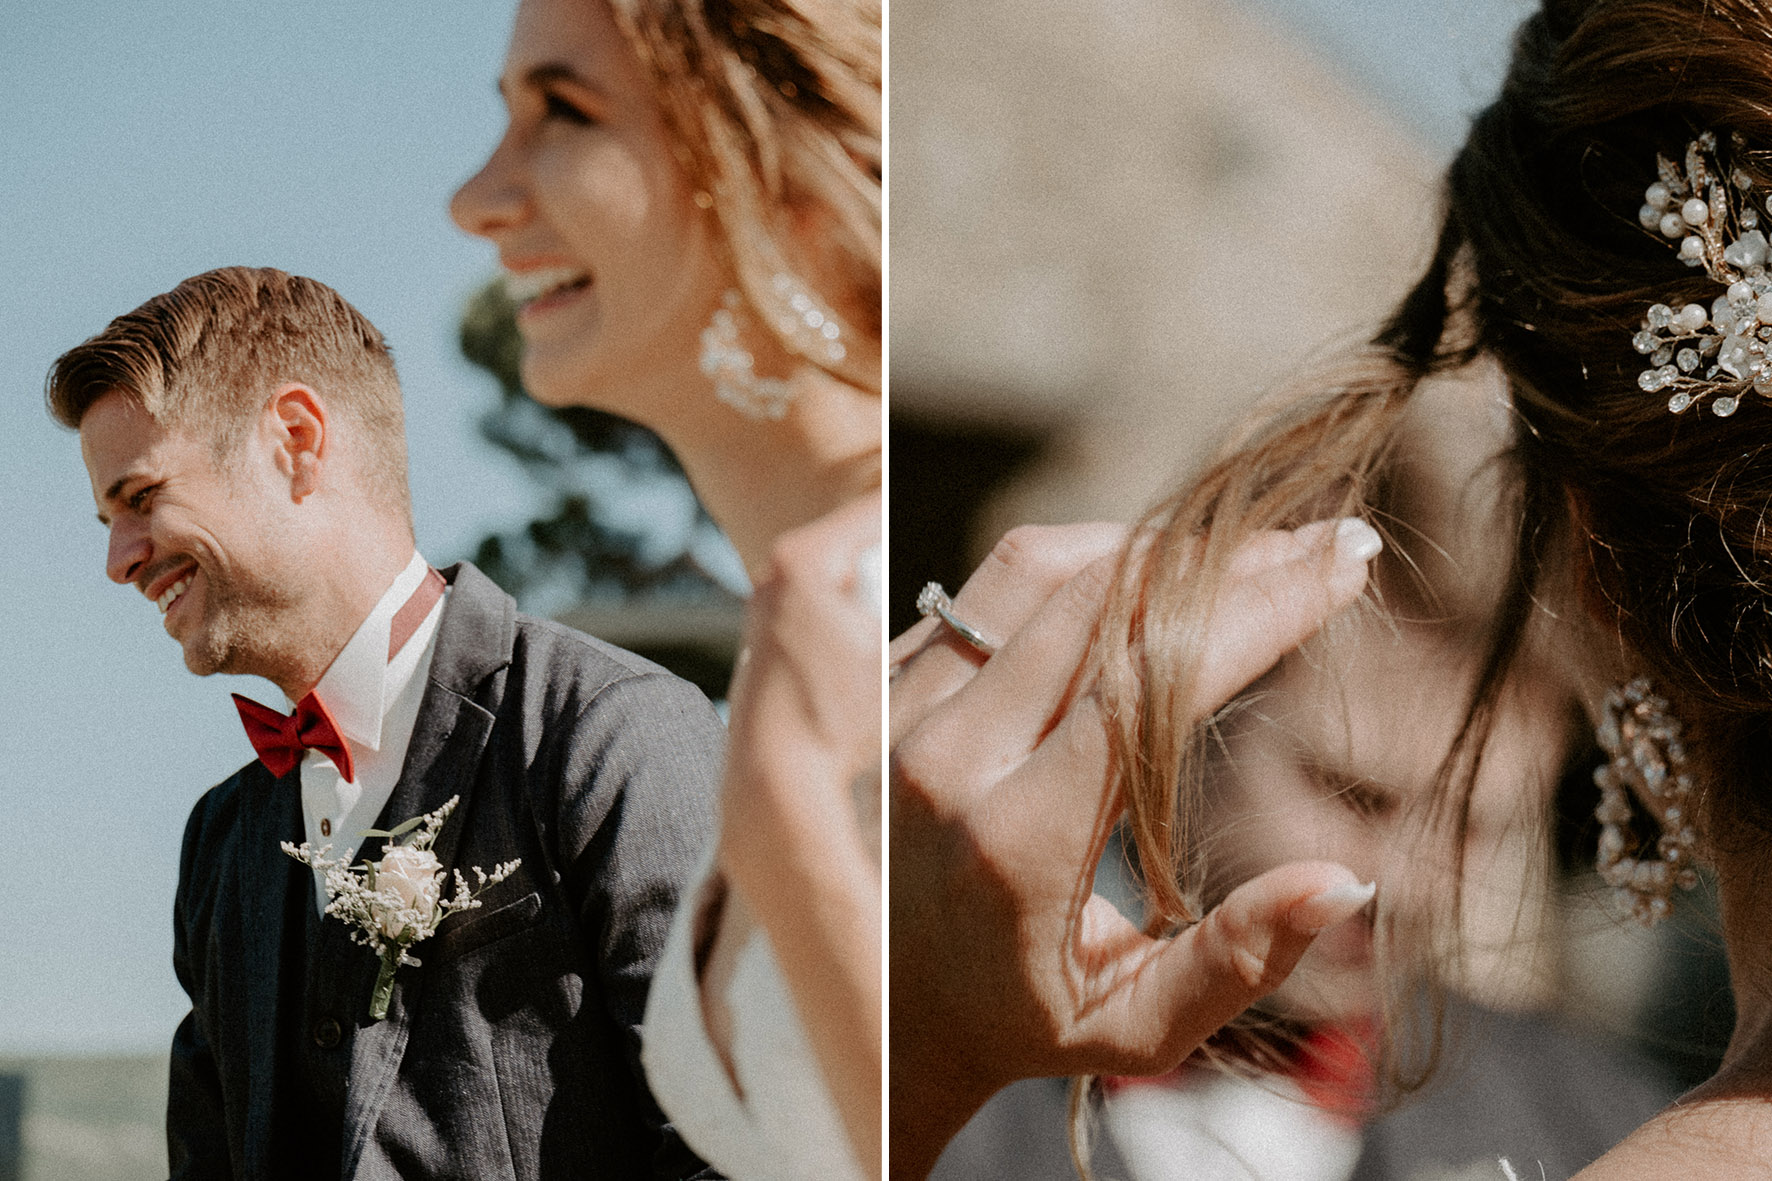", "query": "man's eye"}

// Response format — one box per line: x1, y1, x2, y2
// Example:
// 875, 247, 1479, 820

130, 487, 155, 512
